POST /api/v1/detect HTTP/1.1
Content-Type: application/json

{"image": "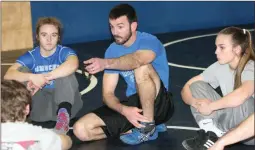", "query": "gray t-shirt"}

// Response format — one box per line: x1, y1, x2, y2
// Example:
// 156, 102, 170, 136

201, 60, 254, 97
